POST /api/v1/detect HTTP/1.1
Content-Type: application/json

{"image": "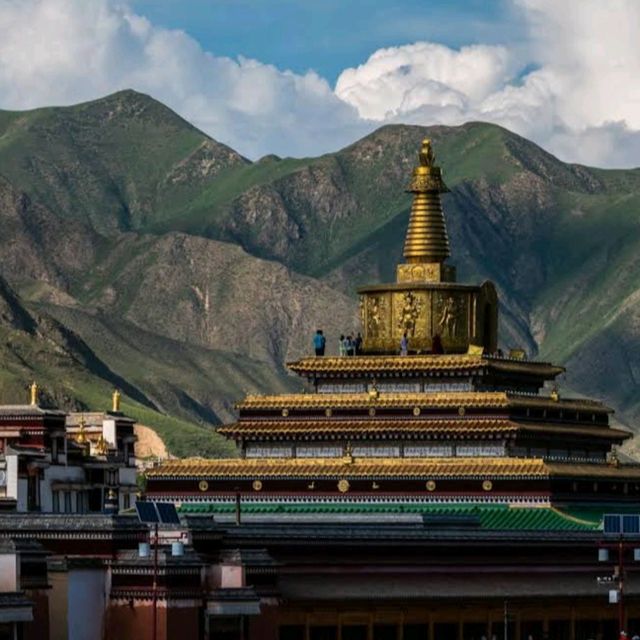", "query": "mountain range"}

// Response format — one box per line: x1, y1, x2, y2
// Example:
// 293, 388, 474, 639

0, 89, 639, 457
